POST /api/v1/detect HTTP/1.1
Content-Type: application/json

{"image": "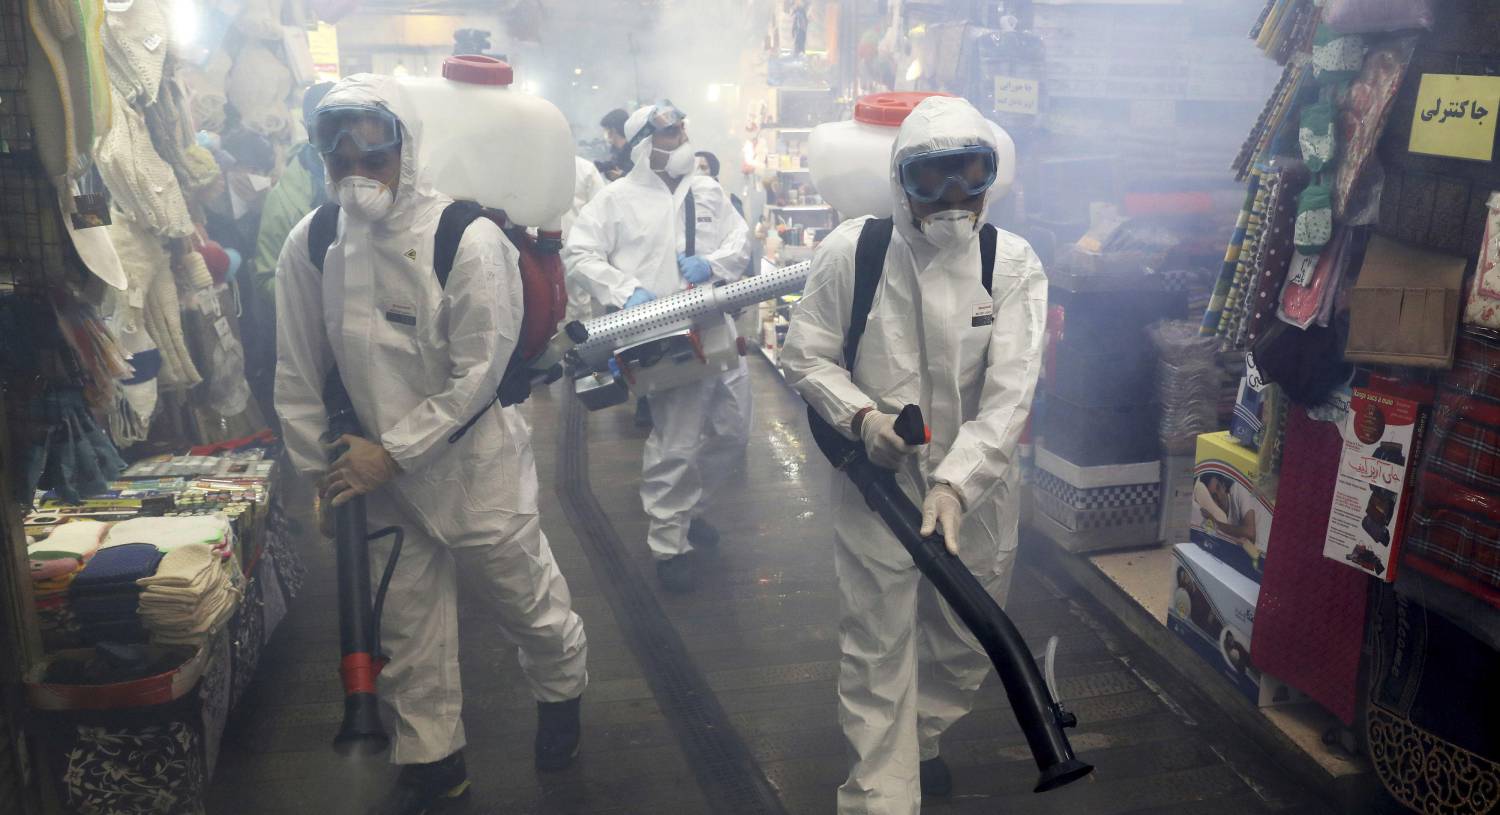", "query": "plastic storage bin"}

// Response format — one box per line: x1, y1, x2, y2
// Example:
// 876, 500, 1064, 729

1038, 394, 1159, 466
